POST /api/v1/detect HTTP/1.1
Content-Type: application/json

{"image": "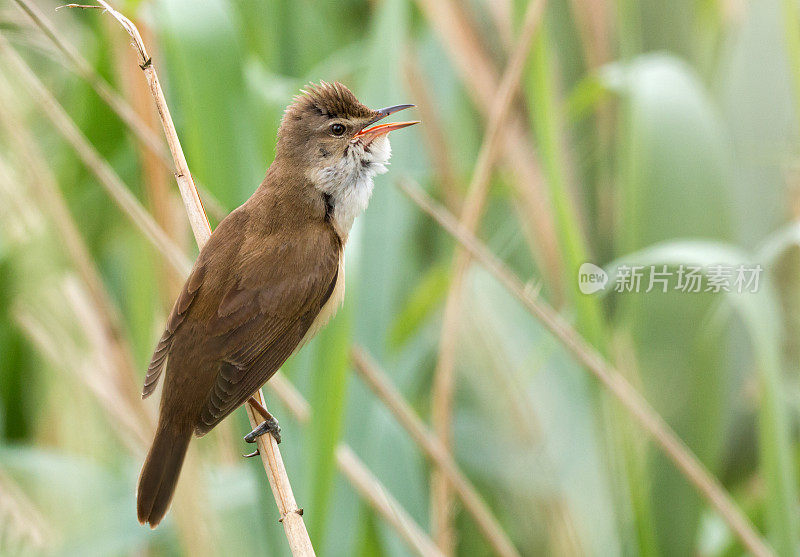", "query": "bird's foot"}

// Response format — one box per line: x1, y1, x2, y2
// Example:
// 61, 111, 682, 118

241, 396, 282, 458
244, 416, 282, 445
